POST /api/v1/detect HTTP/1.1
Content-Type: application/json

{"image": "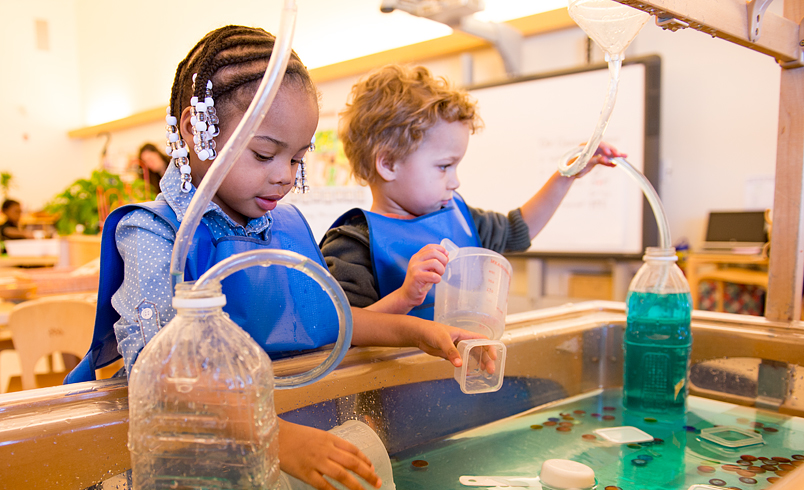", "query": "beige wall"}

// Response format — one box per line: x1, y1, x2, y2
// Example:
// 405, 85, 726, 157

2, 1, 88, 211
4, 1, 782, 251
